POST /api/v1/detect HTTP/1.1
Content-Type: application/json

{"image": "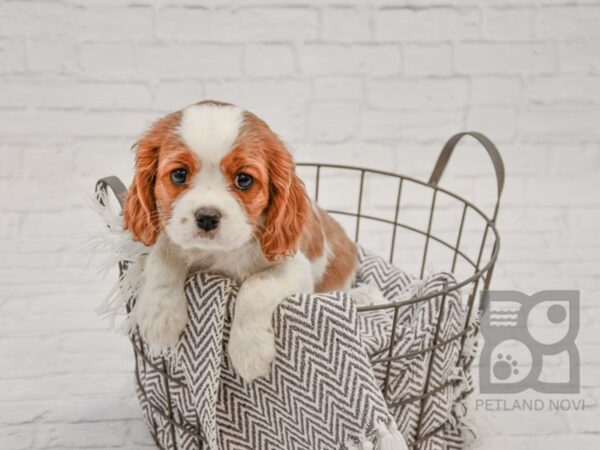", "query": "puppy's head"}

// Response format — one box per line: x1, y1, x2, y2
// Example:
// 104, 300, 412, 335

123, 101, 308, 261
